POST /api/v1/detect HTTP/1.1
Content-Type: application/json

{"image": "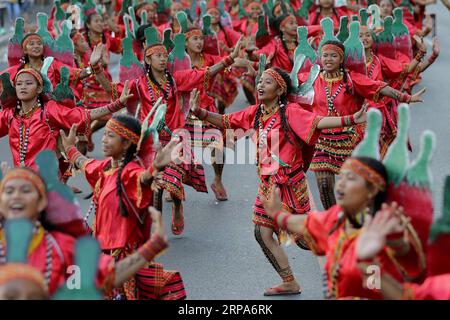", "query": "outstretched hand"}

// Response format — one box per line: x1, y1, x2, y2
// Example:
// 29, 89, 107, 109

353, 104, 368, 124
60, 124, 78, 151
89, 43, 104, 66
119, 80, 134, 104
153, 136, 182, 171
410, 87, 426, 103
189, 89, 201, 113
